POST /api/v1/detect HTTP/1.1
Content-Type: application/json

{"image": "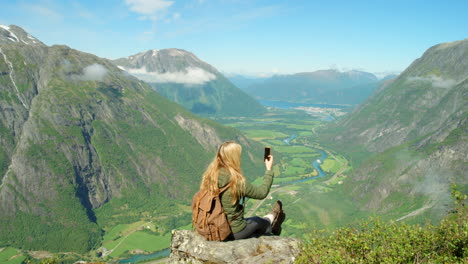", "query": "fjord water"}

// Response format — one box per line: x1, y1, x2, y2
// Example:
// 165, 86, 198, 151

258, 99, 346, 121
258, 99, 348, 109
